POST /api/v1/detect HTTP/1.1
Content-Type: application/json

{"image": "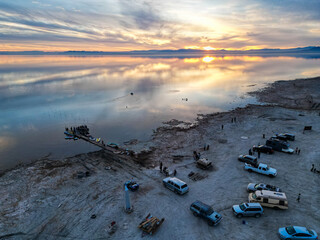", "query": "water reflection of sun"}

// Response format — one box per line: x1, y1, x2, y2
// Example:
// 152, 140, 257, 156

202, 56, 215, 63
